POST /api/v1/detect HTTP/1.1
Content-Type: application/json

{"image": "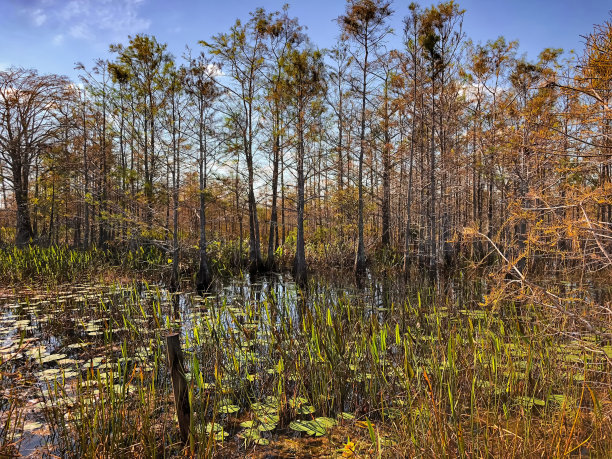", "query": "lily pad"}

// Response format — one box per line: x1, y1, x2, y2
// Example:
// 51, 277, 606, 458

23, 421, 44, 431
516, 396, 545, 408
219, 404, 240, 414
547, 394, 567, 405
297, 404, 315, 415
289, 419, 327, 437
39, 368, 62, 378
314, 416, 337, 428
40, 353, 68, 364
257, 422, 276, 432
205, 422, 228, 441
